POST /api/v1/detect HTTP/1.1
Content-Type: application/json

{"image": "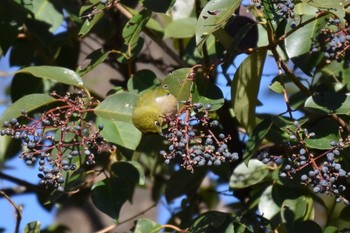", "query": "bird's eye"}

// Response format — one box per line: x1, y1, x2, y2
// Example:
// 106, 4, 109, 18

154, 121, 160, 126
162, 84, 169, 89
